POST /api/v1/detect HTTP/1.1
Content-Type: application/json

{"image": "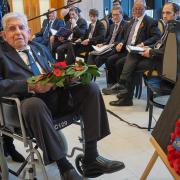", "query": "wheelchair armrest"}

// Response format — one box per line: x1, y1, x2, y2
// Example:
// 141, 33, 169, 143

0, 97, 29, 147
